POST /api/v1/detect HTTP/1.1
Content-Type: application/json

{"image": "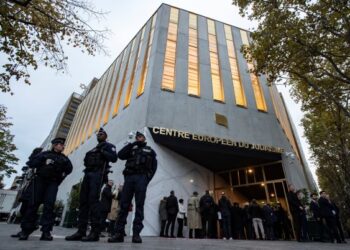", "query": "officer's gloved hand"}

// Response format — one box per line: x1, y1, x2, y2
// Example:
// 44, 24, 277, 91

134, 141, 146, 147
97, 141, 107, 151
